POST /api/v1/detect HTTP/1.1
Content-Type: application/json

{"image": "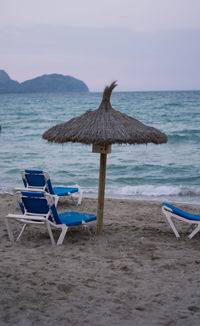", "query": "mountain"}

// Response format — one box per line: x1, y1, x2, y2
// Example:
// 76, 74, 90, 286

0, 70, 89, 93
0, 70, 20, 93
